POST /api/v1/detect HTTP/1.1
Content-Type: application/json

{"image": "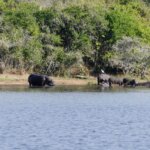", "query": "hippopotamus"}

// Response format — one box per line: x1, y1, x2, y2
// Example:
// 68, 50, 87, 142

28, 74, 54, 87
122, 78, 136, 87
